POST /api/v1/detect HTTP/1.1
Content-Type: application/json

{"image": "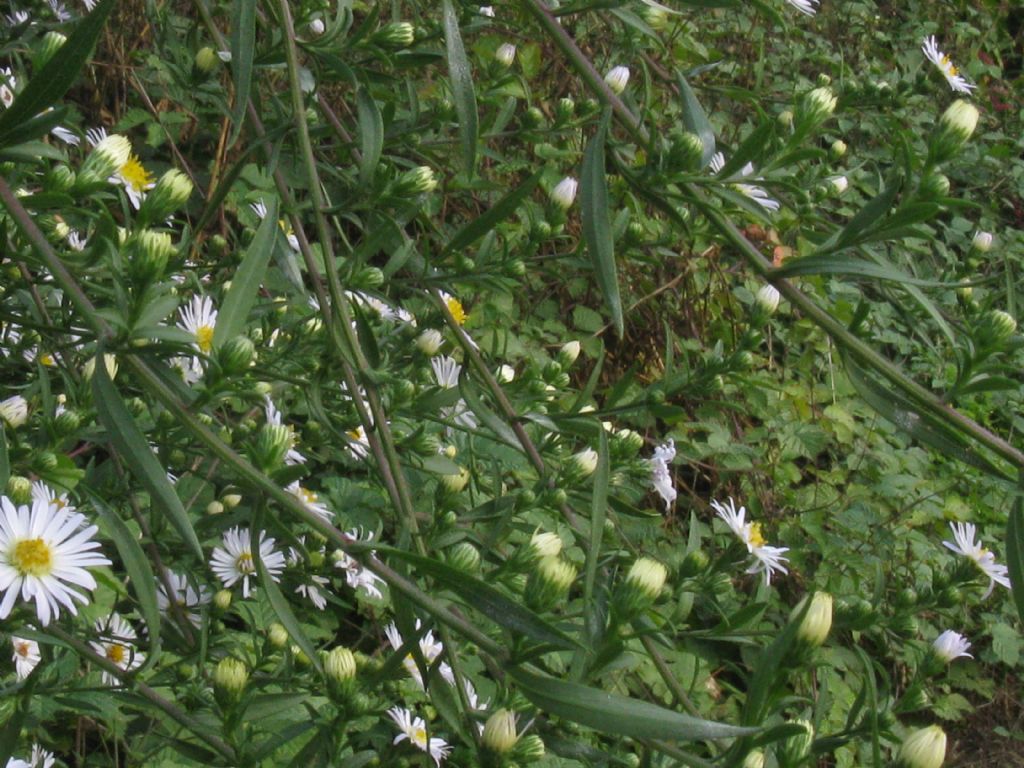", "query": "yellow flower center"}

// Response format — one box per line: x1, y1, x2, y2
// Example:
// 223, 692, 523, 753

445, 296, 467, 325
748, 523, 766, 549
413, 726, 428, 748
940, 55, 958, 75
106, 644, 126, 665
12, 538, 53, 577
299, 487, 318, 505
15, 642, 31, 658
195, 325, 215, 354
235, 552, 254, 574
120, 156, 155, 193
40, 353, 54, 367
347, 427, 364, 441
